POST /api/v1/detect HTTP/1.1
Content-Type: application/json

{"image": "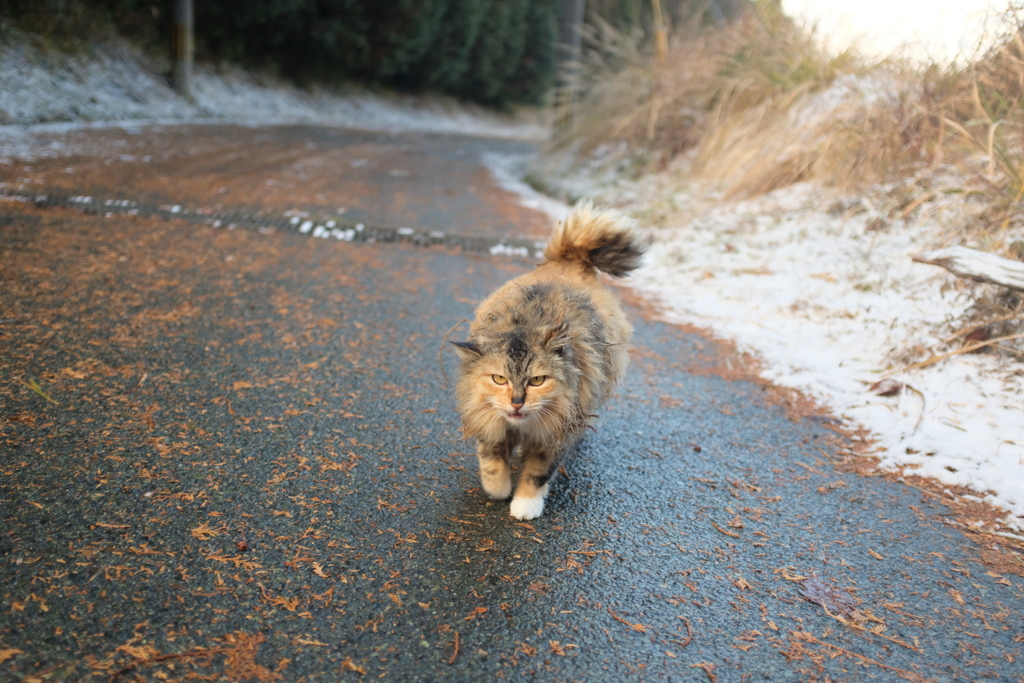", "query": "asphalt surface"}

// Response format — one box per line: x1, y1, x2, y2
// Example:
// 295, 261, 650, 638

2, 125, 1024, 682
